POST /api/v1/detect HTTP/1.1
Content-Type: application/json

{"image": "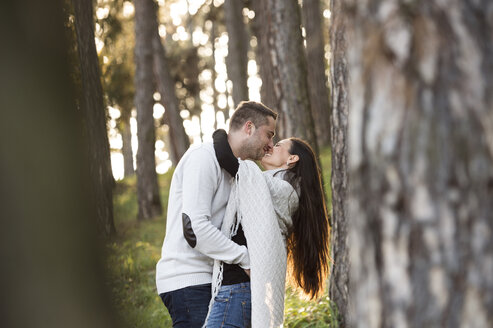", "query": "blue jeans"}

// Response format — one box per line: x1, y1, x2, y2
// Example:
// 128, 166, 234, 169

160, 283, 211, 328
206, 282, 251, 328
